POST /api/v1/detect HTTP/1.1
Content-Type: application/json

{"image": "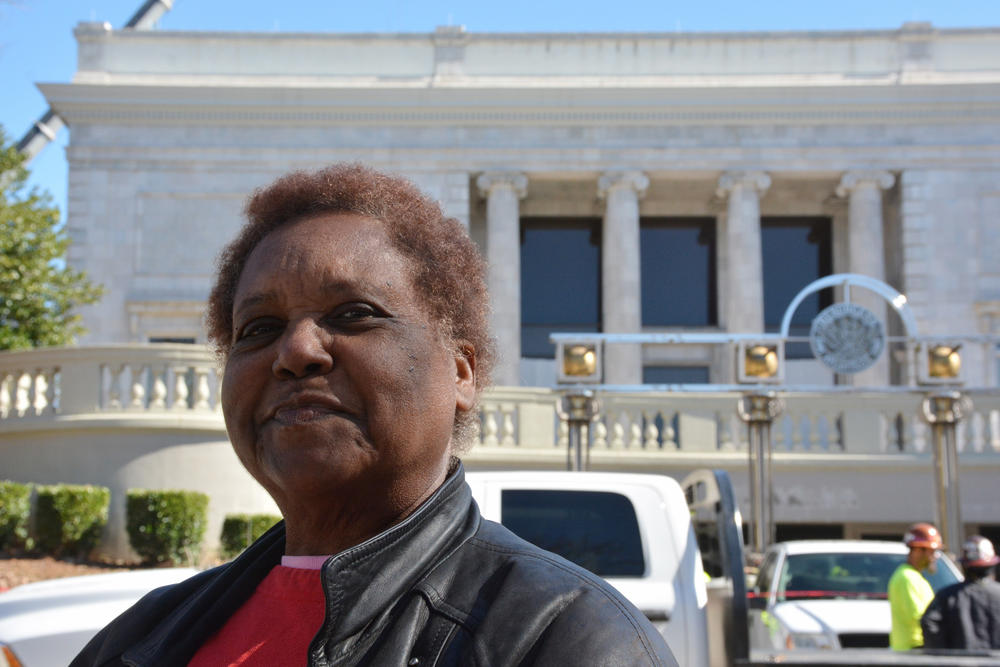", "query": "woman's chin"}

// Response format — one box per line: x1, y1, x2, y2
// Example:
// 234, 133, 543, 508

266, 409, 367, 433
244, 438, 376, 496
